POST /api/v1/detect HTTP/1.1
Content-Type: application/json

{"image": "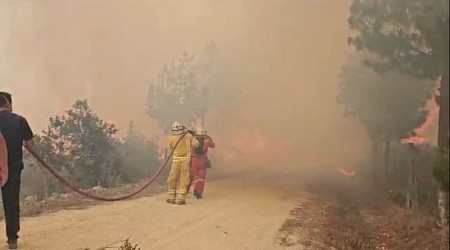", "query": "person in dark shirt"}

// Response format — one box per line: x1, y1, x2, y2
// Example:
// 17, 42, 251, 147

0, 132, 7, 186
0, 92, 34, 249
